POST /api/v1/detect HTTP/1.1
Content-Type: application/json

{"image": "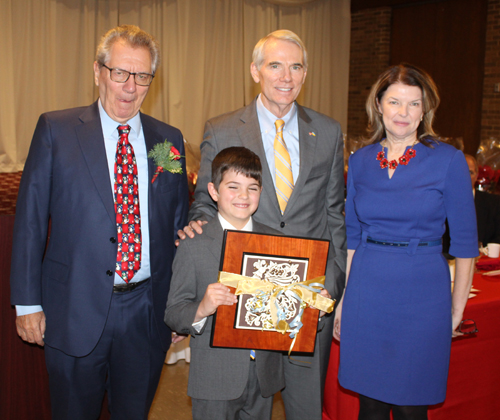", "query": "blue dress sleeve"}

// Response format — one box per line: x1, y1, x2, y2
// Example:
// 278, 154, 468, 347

346, 154, 361, 250
444, 150, 479, 258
